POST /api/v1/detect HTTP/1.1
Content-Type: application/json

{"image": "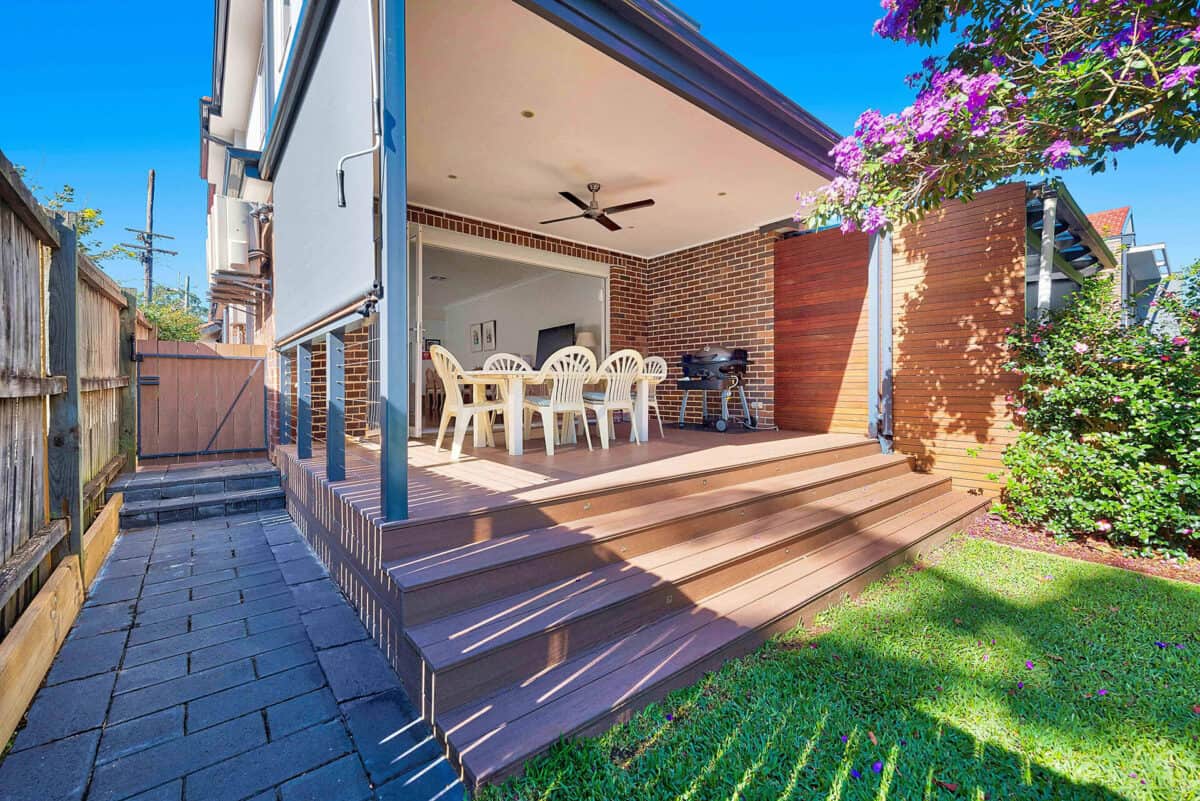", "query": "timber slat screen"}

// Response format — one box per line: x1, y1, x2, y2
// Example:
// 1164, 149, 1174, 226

136, 339, 268, 463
